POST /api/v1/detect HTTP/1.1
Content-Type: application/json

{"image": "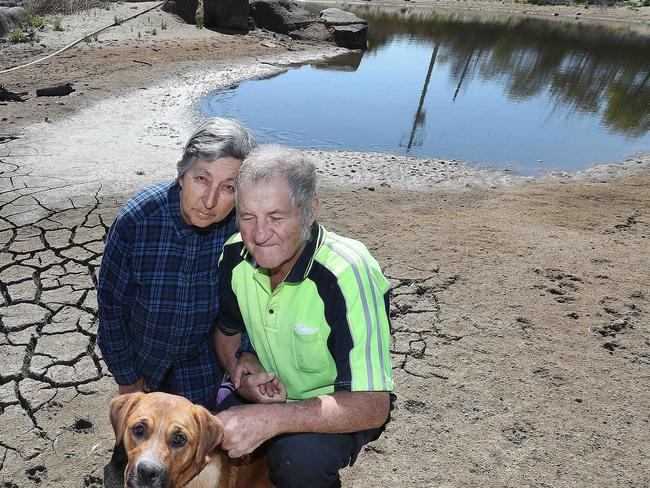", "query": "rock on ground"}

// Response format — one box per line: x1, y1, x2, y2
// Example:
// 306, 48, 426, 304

0, 6, 26, 36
